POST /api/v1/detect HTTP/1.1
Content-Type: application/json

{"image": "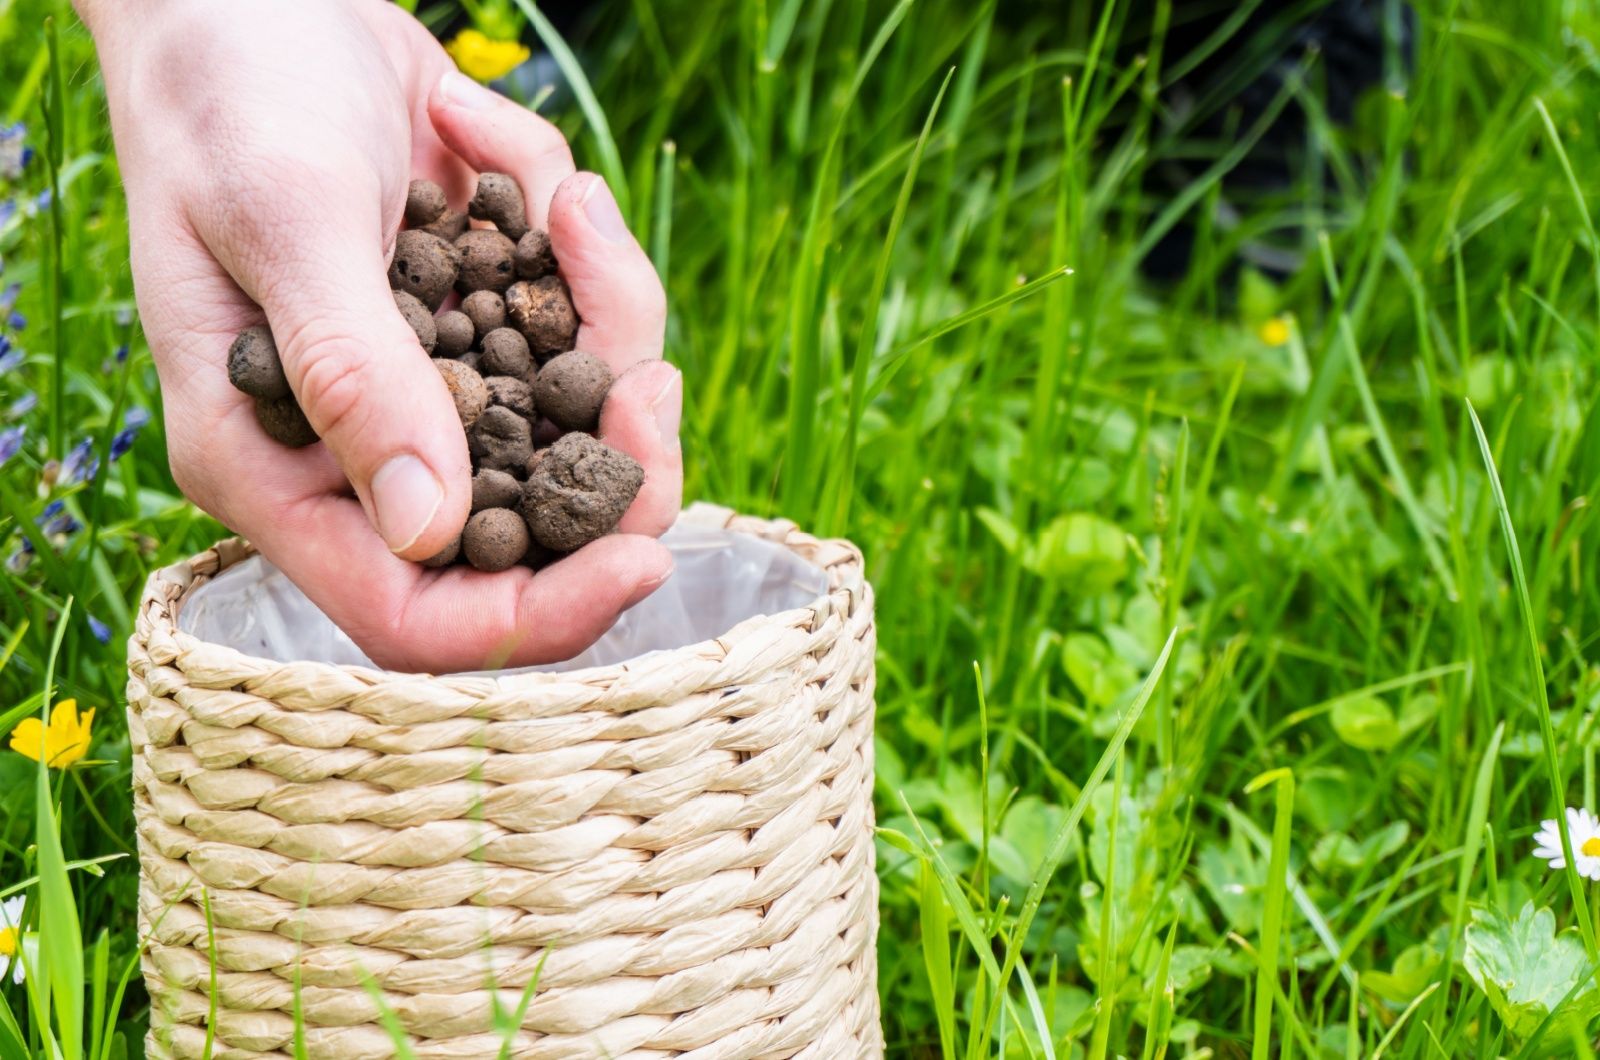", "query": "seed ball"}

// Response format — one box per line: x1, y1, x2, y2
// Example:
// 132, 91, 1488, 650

459, 349, 482, 372
227, 325, 290, 400
469, 172, 530, 241
514, 229, 557, 281
421, 534, 461, 568
521, 433, 644, 551
485, 375, 537, 420
435, 358, 489, 428
534, 351, 612, 432
389, 230, 460, 310
479, 328, 534, 380
463, 508, 530, 572
461, 290, 506, 339
254, 397, 318, 448
468, 405, 534, 475
417, 208, 468, 241
472, 468, 522, 513
505, 276, 579, 358
434, 310, 474, 358
405, 179, 447, 228
393, 290, 437, 354
454, 229, 517, 295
